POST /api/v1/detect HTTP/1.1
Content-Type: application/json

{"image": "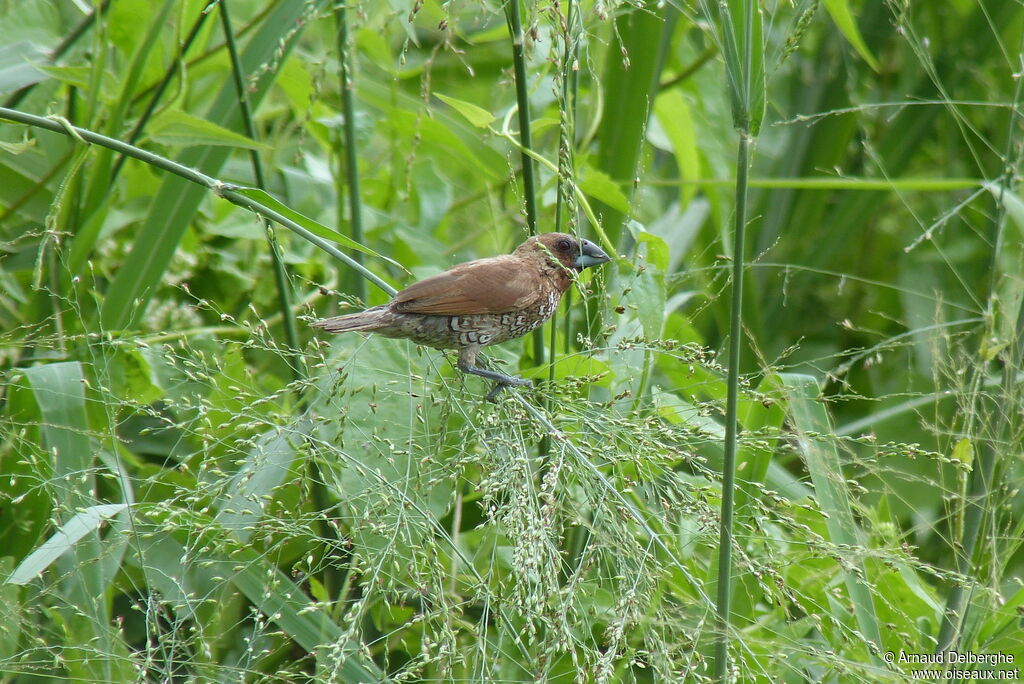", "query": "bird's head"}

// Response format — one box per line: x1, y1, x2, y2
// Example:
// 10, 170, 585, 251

519, 232, 611, 273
